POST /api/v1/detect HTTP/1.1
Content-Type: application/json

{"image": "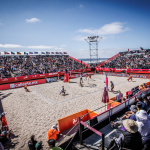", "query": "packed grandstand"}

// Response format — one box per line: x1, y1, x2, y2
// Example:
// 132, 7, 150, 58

0, 53, 88, 79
